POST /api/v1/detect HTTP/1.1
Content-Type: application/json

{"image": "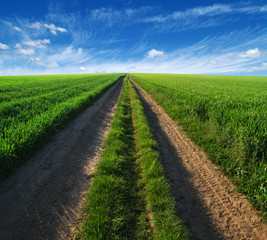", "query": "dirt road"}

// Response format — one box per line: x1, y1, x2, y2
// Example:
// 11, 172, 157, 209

0, 78, 123, 240
131, 79, 267, 240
